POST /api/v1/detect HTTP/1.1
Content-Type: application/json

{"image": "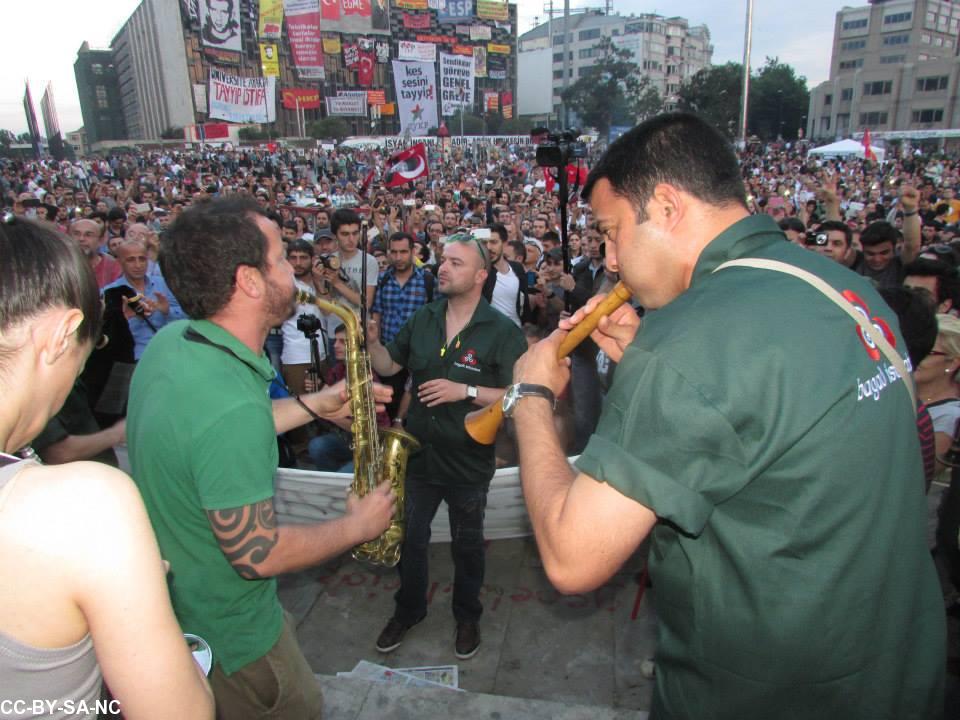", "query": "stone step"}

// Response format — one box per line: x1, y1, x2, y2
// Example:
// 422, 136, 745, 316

317, 674, 650, 720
